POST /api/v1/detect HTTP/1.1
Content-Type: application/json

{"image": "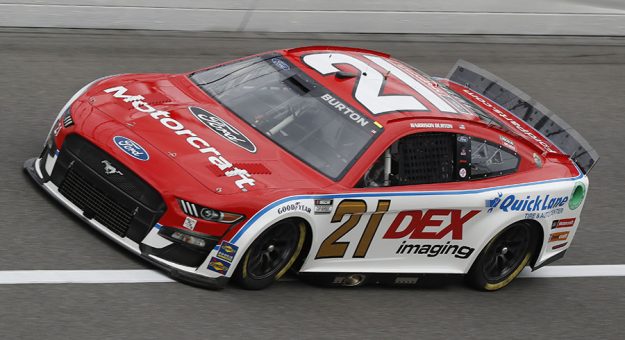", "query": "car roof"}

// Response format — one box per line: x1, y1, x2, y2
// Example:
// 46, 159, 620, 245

280, 46, 485, 127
